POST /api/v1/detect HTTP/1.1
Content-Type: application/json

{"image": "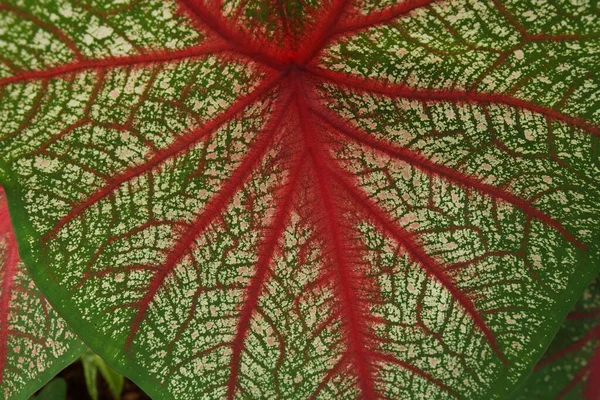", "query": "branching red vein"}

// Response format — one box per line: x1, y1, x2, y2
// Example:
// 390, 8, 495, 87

569, 308, 600, 320
176, 0, 285, 69
1, 0, 596, 396
542, 339, 600, 400
227, 151, 307, 400
294, 0, 352, 63
583, 346, 600, 400
371, 352, 458, 397
307, 67, 600, 137
125, 94, 292, 349
311, 98, 585, 249
307, 356, 348, 400
44, 73, 283, 241
0, 42, 230, 87
333, 0, 443, 36
309, 154, 377, 399
295, 78, 377, 399
0, 4, 83, 61
326, 159, 506, 364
